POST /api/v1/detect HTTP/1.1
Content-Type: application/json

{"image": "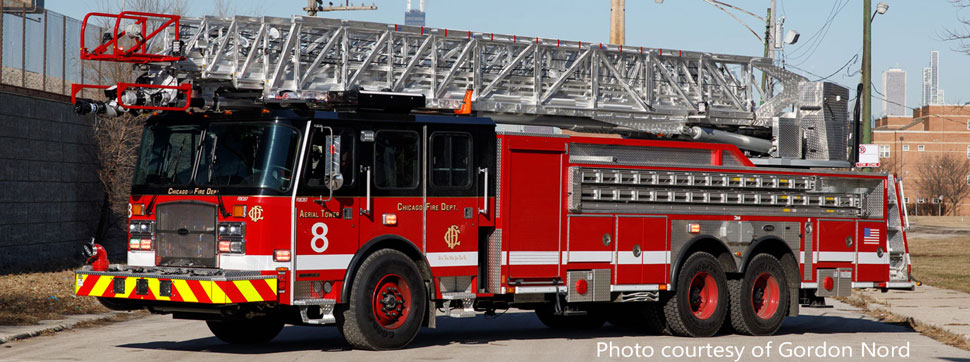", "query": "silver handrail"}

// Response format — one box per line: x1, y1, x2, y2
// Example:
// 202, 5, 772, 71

479, 167, 488, 215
